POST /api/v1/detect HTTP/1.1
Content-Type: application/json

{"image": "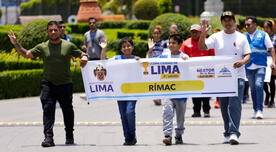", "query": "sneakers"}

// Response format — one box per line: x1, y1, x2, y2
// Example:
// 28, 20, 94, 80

41, 137, 55, 147
204, 113, 210, 118
252, 111, 257, 119
162, 136, 172, 145
65, 138, 74, 145
123, 137, 137, 146
229, 134, 239, 145
223, 136, 230, 144
175, 136, 183, 144
191, 113, 201, 117
256, 110, 263, 119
